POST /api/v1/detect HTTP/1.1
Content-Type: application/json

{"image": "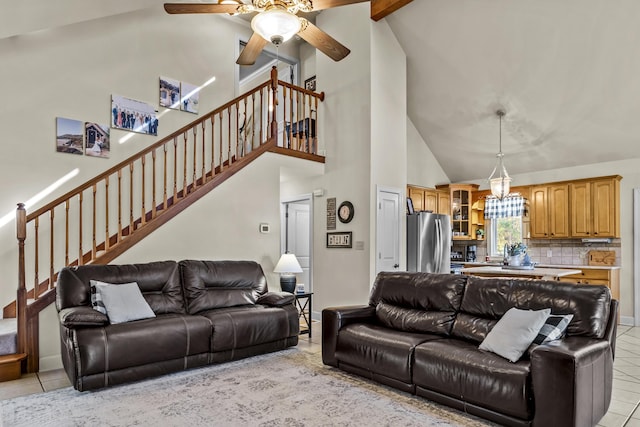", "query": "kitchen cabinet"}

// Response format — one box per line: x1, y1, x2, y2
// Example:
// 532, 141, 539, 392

570, 177, 620, 238
530, 184, 570, 238
408, 186, 426, 212
558, 267, 620, 322
437, 191, 450, 215
407, 185, 449, 214
436, 183, 479, 240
